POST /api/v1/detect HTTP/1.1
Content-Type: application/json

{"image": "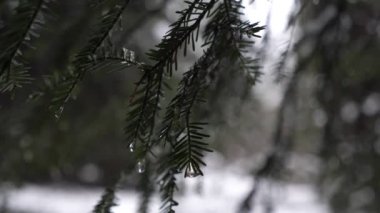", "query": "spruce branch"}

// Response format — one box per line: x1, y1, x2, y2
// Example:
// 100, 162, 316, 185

125, 0, 217, 160
0, 0, 44, 93
88, 56, 141, 73
157, 51, 215, 213
141, 0, 216, 75
203, 0, 264, 87
130, 1, 264, 210
222, 0, 264, 85
92, 187, 117, 213
159, 49, 214, 144
158, 164, 180, 213
48, 0, 129, 118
